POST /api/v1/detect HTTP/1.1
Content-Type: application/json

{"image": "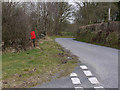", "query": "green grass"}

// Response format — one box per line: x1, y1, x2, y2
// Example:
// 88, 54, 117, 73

51, 35, 74, 40
75, 37, 119, 49
61, 32, 75, 37
2, 36, 78, 88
